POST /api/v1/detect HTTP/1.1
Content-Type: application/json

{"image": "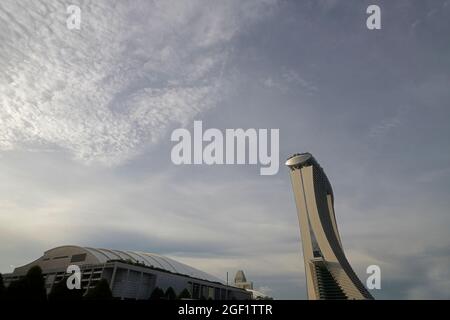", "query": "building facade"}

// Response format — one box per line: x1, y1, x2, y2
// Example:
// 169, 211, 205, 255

2, 245, 251, 300
286, 153, 373, 300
